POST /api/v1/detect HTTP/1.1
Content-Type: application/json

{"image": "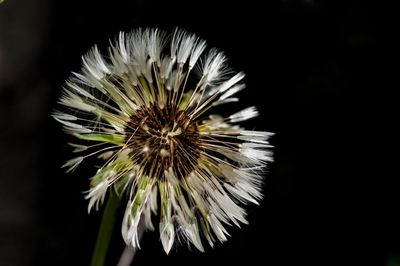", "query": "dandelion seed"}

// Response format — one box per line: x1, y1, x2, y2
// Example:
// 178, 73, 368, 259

54, 28, 274, 254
